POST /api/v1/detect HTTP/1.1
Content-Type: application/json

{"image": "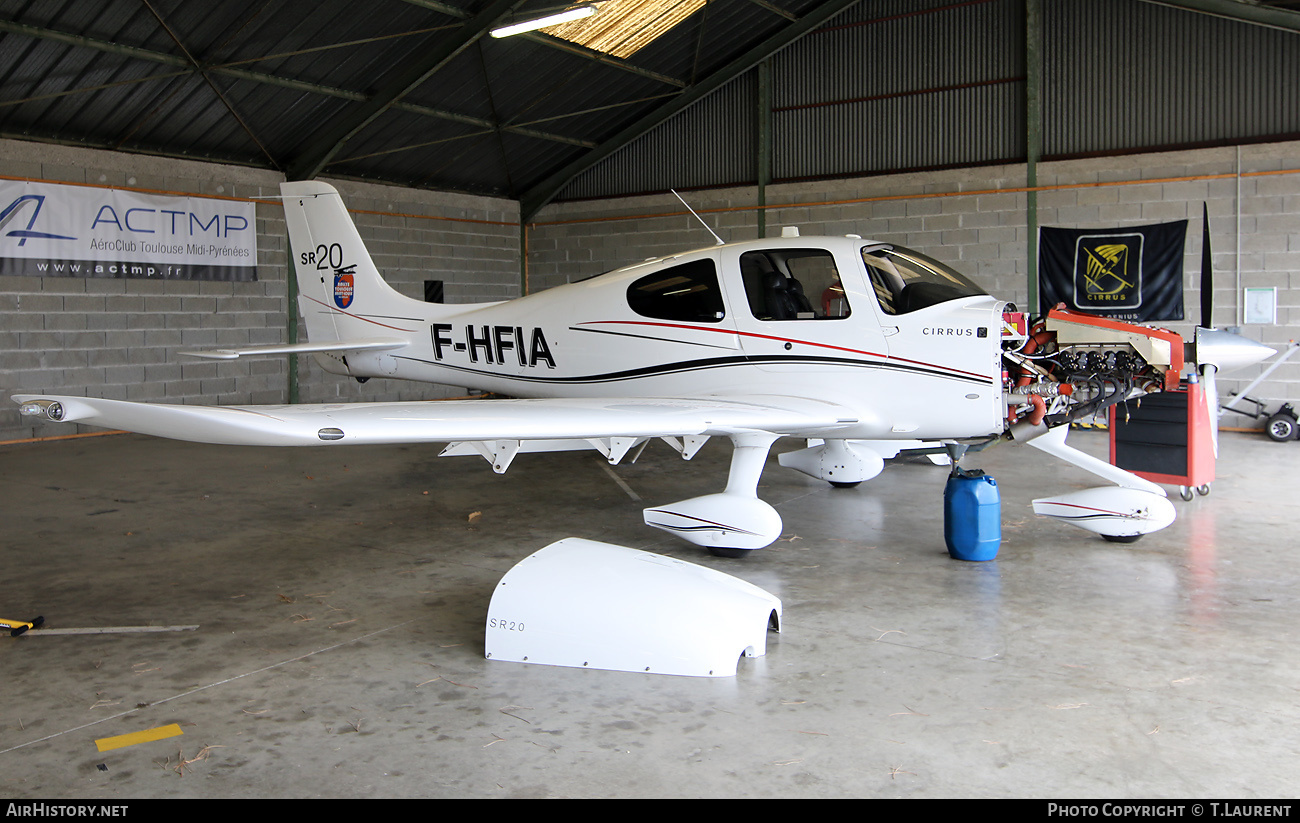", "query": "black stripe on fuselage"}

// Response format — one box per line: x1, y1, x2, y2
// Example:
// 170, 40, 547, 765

393, 352, 991, 387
